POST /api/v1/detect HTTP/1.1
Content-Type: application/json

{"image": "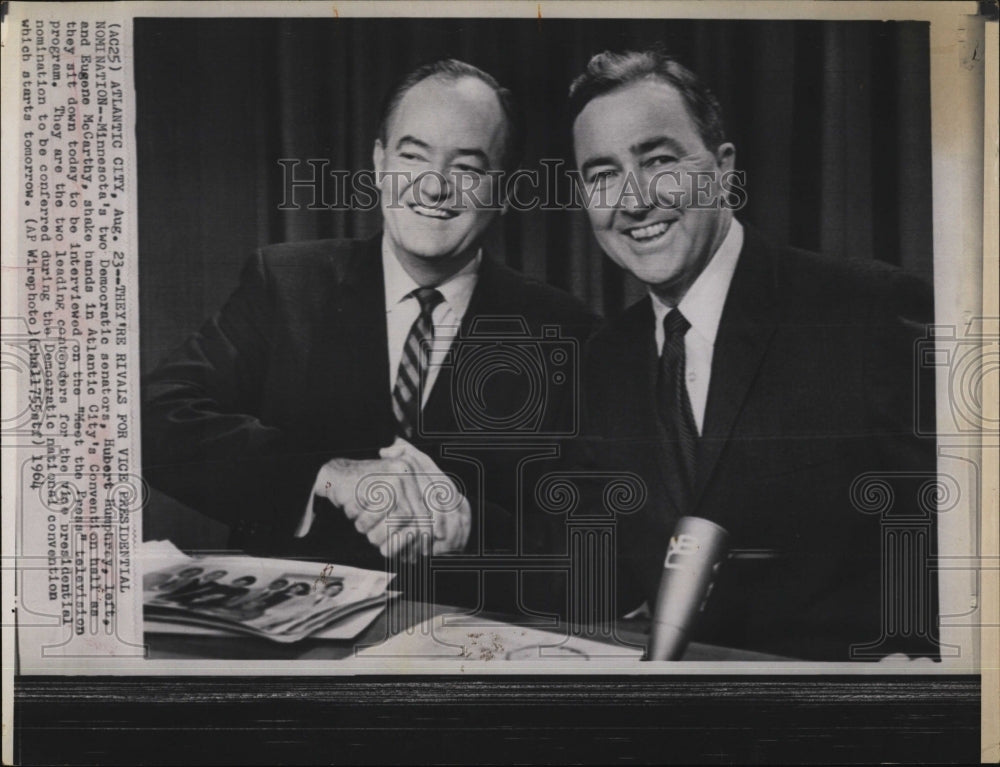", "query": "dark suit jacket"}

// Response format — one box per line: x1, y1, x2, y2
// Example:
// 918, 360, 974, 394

563, 225, 938, 661
142, 235, 597, 590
